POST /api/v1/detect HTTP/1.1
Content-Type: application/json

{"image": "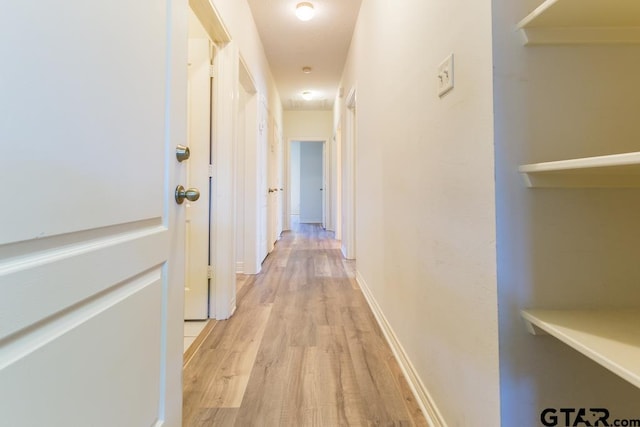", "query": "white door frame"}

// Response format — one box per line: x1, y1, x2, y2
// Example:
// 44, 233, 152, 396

333, 126, 342, 240
184, 13, 213, 320
210, 41, 238, 320
284, 137, 330, 231
190, 1, 237, 320
237, 57, 260, 275
342, 87, 357, 259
